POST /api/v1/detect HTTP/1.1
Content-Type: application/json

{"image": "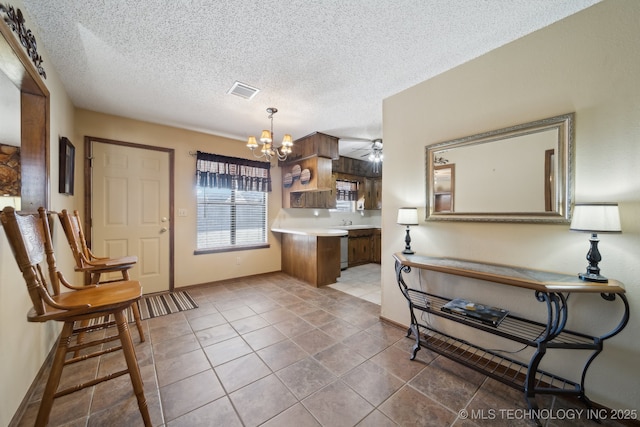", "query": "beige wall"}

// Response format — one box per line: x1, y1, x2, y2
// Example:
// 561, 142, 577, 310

382, 0, 639, 411
3, 0, 638, 422
0, 0, 77, 423
74, 109, 283, 287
